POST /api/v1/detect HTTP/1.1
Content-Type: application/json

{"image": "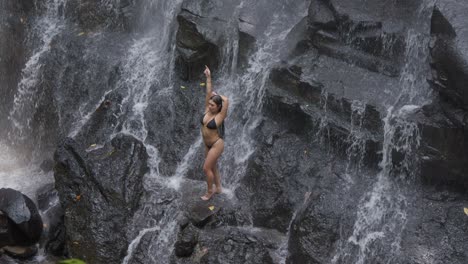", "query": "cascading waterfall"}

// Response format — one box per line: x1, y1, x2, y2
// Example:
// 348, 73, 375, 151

220, 2, 310, 191
332, 1, 435, 263
1, 0, 67, 197
7, 0, 67, 145
345, 100, 367, 174
0, 1, 68, 263
108, 1, 195, 263
114, 0, 183, 177
316, 90, 332, 151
